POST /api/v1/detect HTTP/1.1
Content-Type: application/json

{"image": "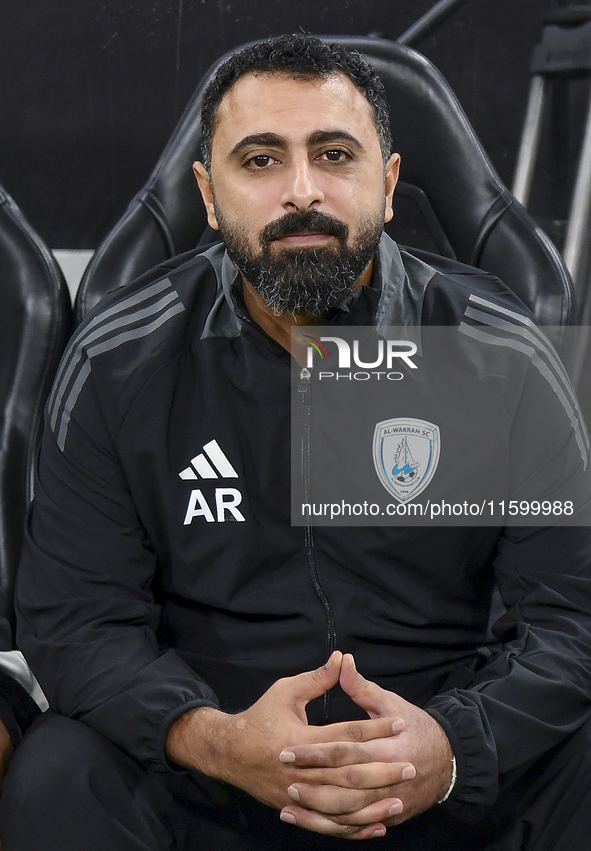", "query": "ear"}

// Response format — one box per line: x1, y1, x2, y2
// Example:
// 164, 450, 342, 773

383, 153, 401, 224
193, 162, 220, 231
